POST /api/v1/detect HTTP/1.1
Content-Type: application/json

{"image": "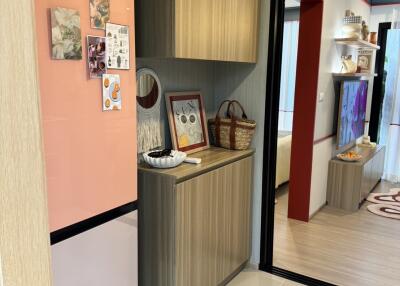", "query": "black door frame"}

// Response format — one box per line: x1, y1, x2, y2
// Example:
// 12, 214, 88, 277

259, 1, 336, 285
369, 22, 392, 142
